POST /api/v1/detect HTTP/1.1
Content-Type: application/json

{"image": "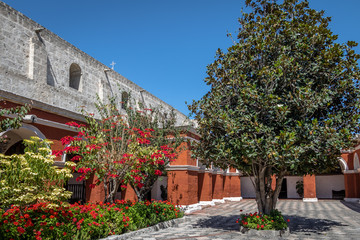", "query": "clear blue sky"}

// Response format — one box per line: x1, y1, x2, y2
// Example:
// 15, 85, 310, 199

2, 0, 360, 116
